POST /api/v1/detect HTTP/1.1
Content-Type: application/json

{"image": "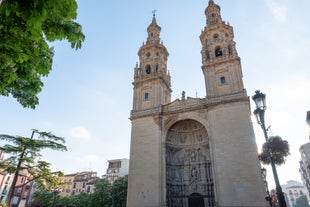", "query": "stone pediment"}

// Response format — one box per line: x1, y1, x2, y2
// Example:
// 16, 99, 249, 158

167, 98, 181, 107
163, 97, 205, 113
